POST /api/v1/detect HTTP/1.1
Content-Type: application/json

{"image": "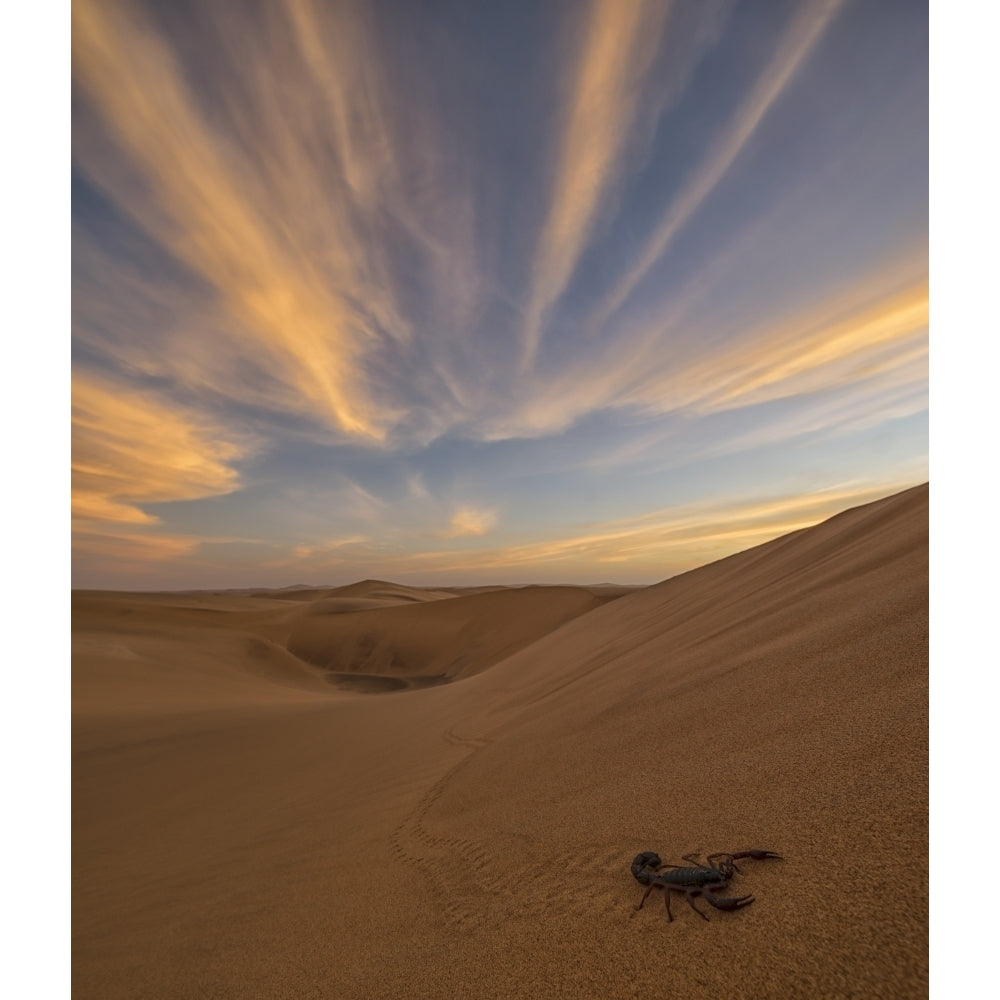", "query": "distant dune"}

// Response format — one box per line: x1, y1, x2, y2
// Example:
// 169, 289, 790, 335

286, 583, 627, 683
73, 484, 927, 999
